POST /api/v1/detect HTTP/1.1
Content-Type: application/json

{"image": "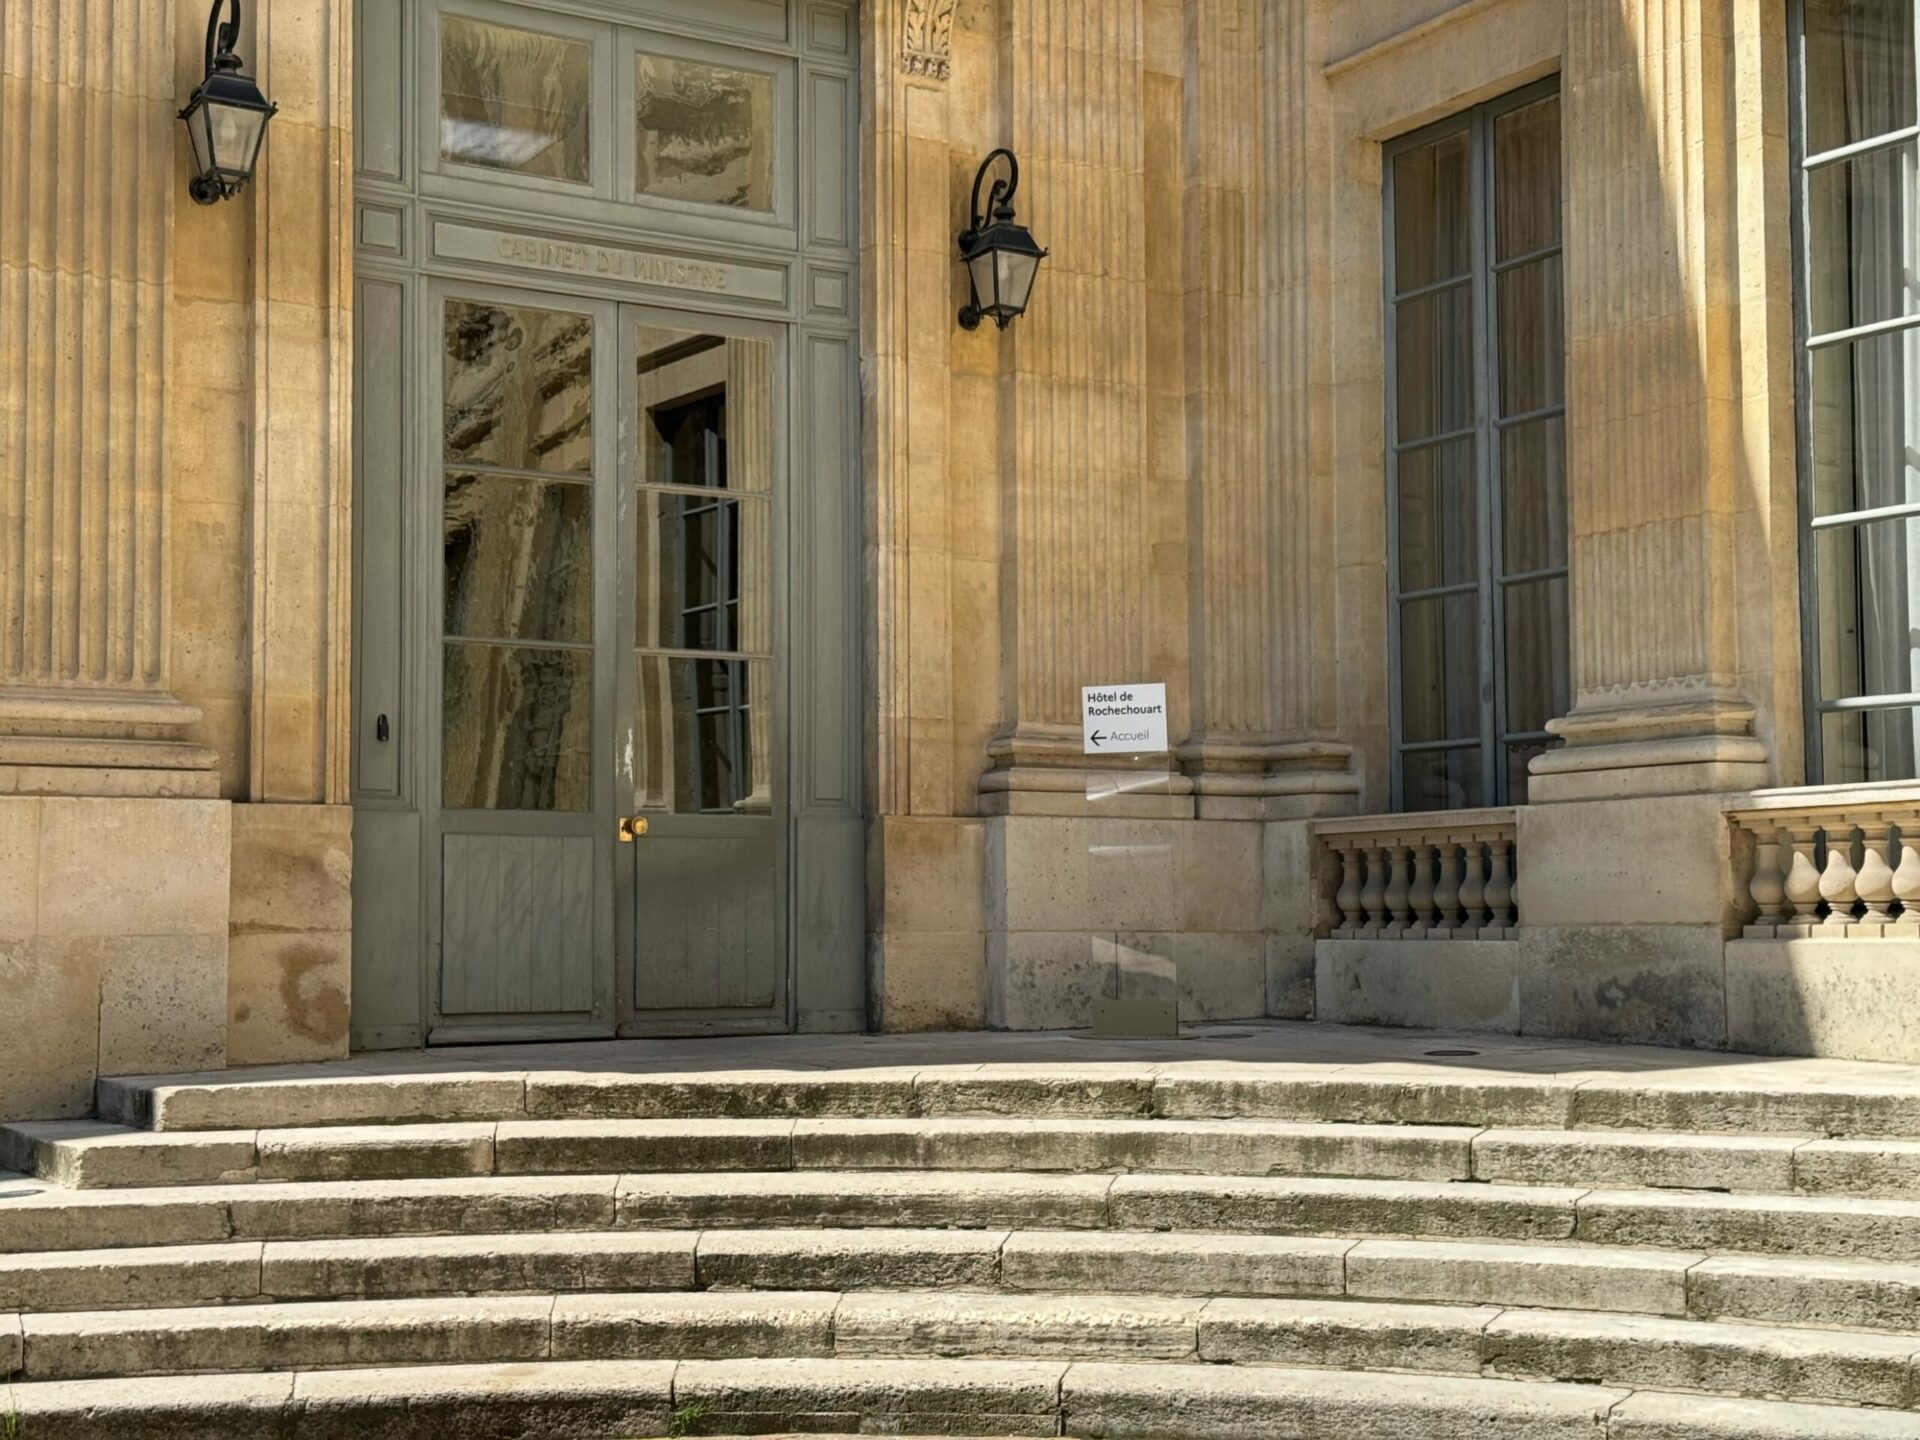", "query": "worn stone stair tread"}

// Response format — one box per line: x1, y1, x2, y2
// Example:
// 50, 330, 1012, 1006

15, 1288, 1920, 1407
26, 1116, 1920, 1201
94, 1062, 1920, 1138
